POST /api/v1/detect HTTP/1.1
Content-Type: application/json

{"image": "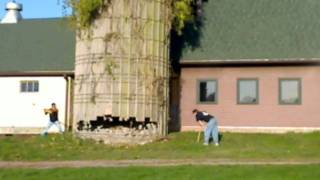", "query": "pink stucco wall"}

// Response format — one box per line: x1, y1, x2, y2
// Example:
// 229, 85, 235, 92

180, 65, 320, 130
